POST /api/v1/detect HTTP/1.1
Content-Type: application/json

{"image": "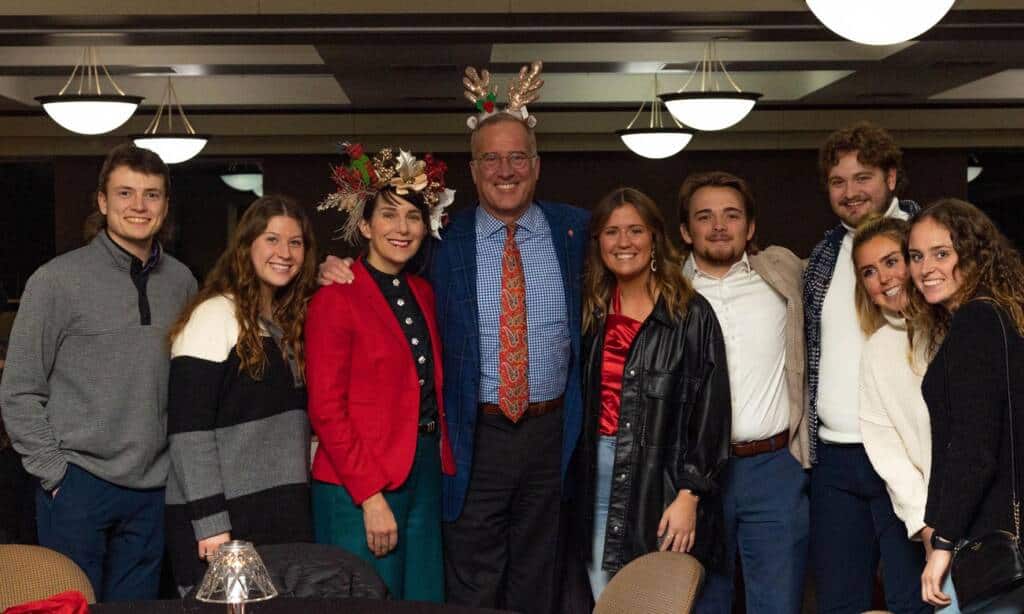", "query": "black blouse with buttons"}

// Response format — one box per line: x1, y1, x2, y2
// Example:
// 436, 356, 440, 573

365, 260, 439, 427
